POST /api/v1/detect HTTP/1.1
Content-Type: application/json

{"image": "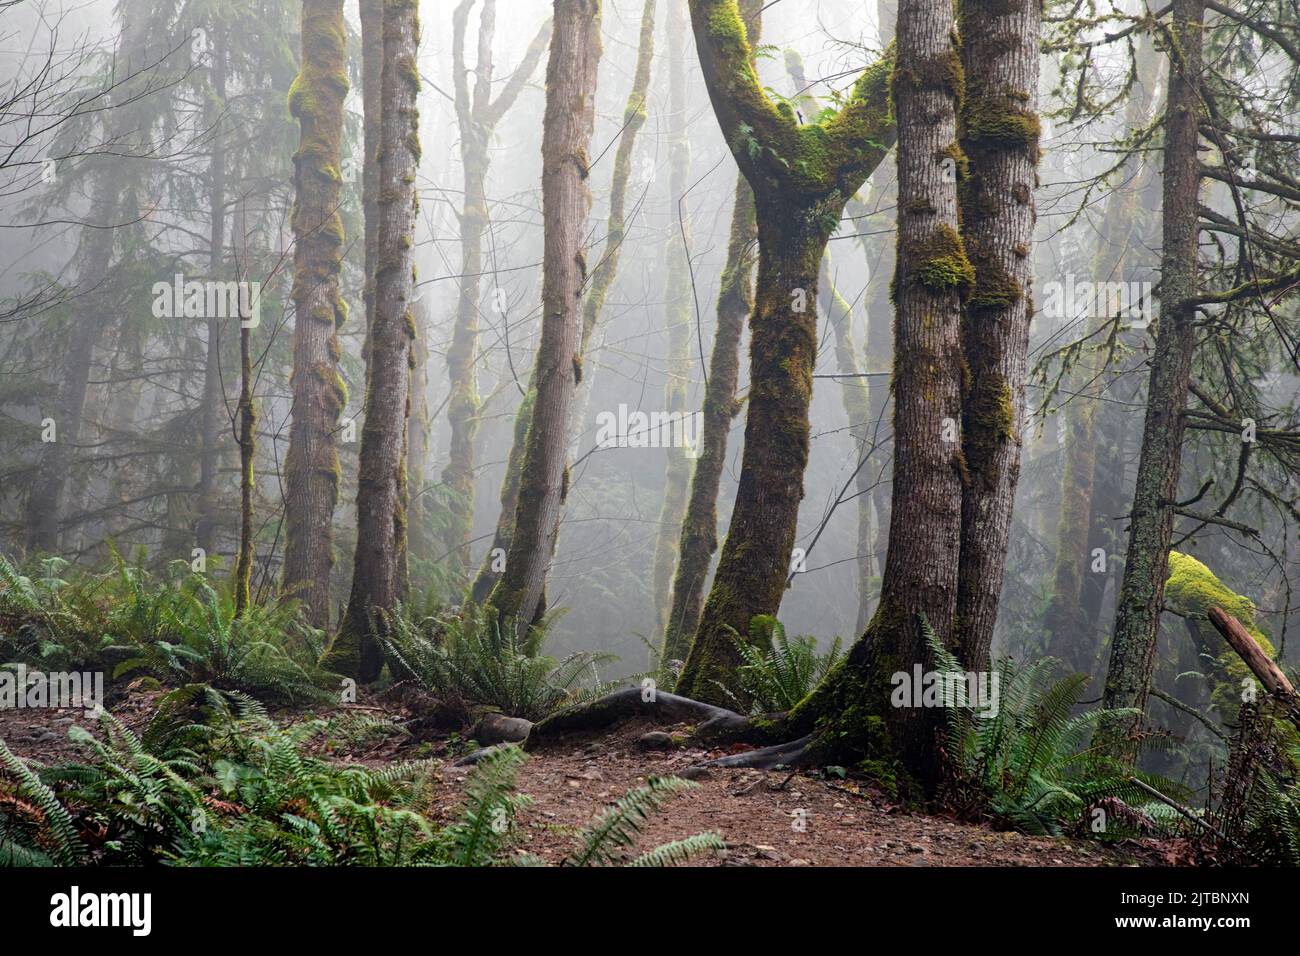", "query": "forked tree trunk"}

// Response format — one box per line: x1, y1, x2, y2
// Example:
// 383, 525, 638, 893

673, 0, 893, 704
324, 0, 421, 678
441, 1, 552, 585
1101, 0, 1206, 759
486, 0, 603, 630
722, 0, 970, 791
953, 0, 1041, 672
282, 0, 349, 626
